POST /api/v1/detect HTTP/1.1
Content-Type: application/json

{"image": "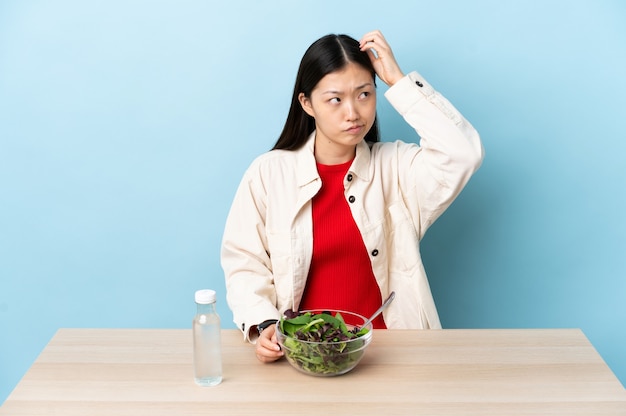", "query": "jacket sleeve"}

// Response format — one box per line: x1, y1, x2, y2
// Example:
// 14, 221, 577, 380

220, 161, 282, 342
384, 71, 484, 239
